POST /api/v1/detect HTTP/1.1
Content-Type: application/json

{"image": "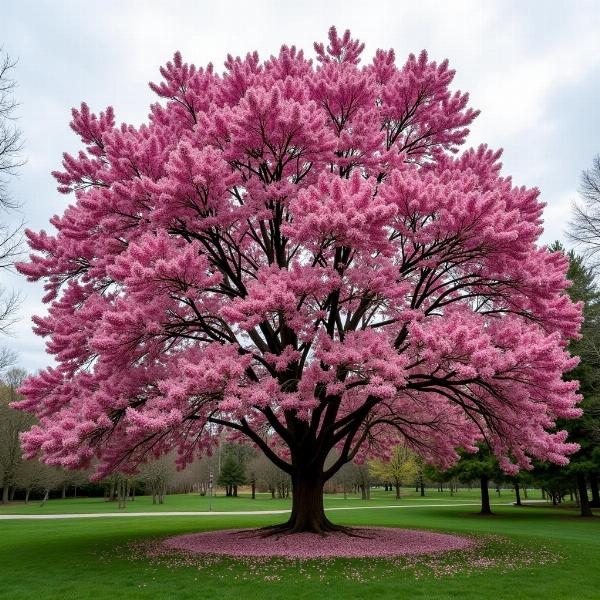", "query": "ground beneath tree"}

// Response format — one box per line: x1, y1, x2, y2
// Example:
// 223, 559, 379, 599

162, 527, 473, 559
